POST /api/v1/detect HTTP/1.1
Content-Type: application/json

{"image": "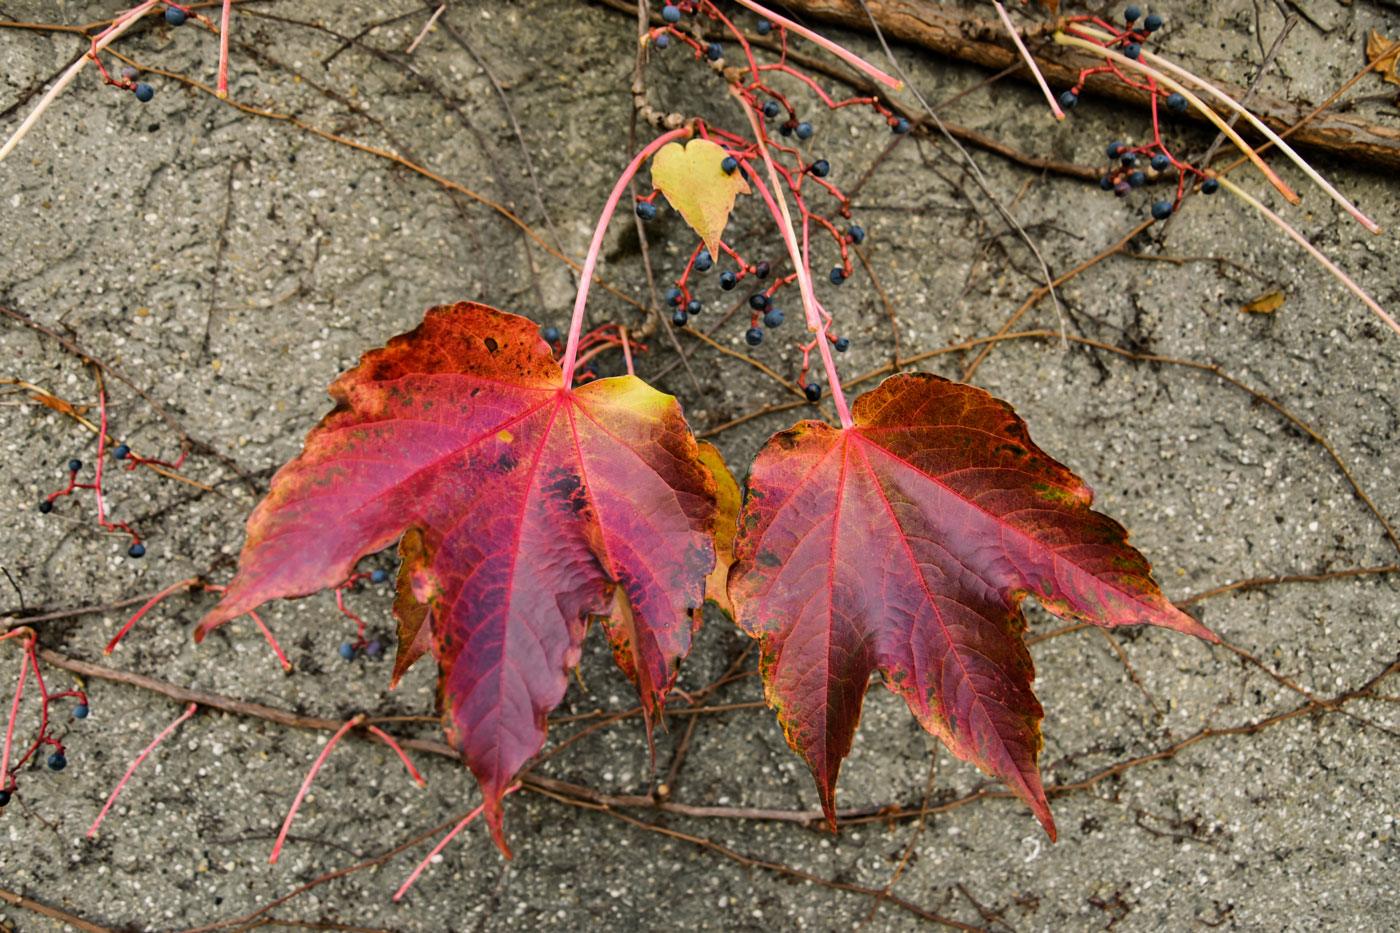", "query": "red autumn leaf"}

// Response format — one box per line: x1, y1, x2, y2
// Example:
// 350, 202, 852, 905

197, 302, 717, 854
728, 373, 1214, 839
